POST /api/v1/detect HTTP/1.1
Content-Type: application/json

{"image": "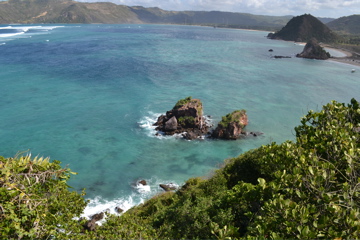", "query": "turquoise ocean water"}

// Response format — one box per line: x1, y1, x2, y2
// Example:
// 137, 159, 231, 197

0, 24, 359, 216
